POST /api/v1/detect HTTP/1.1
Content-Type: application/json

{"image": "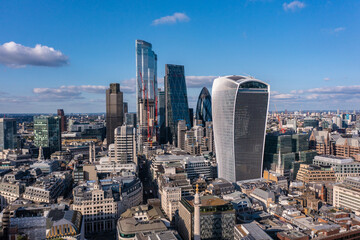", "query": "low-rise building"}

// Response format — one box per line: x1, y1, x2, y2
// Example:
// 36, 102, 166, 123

234, 222, 273, 240
296, 164, 335, 183
333, 177, 360, 212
